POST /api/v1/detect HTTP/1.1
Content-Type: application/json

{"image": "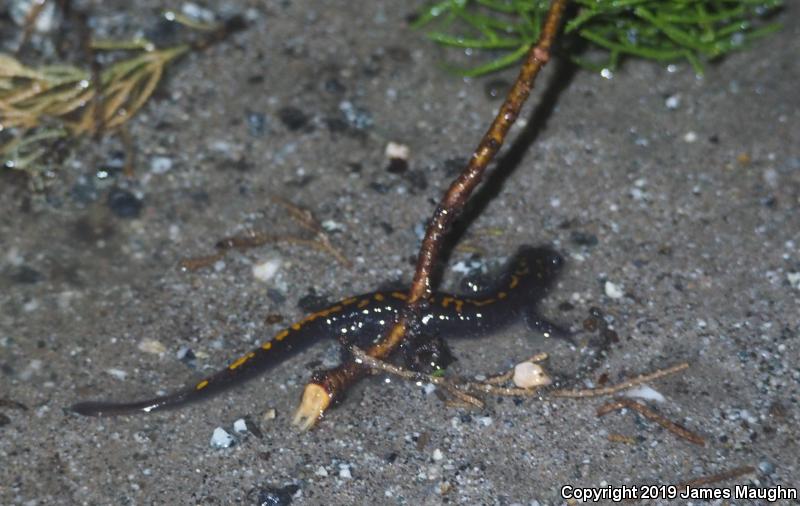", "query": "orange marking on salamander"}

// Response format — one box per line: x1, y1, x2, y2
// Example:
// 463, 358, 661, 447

195, 379, 209, 390
391, 291, 407, 301
470, 298, 496, 307
497, 291, 508, 299
275, 329, 289, 341
374, 293, 385, 302
262, 341, 272, 350
228, 354, 250, 370
357, 299, 370, 308
509, 275, 520, 289
342, 297, 358, 305
291, 323, 302, 331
